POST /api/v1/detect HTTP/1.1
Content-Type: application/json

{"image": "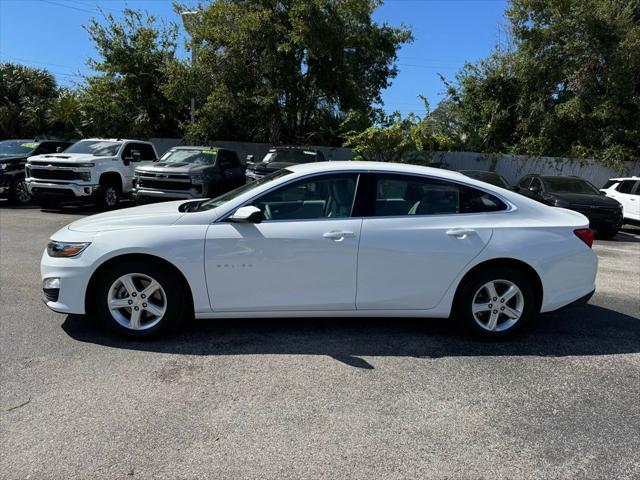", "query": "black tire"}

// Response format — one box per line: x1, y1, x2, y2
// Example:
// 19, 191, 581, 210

97, 180, 121, 211
36, 196, 61, 210
454, 266, 537, 340
89, 260, 187, 338
597, 228, 618, 240
8, 175, 32, 205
